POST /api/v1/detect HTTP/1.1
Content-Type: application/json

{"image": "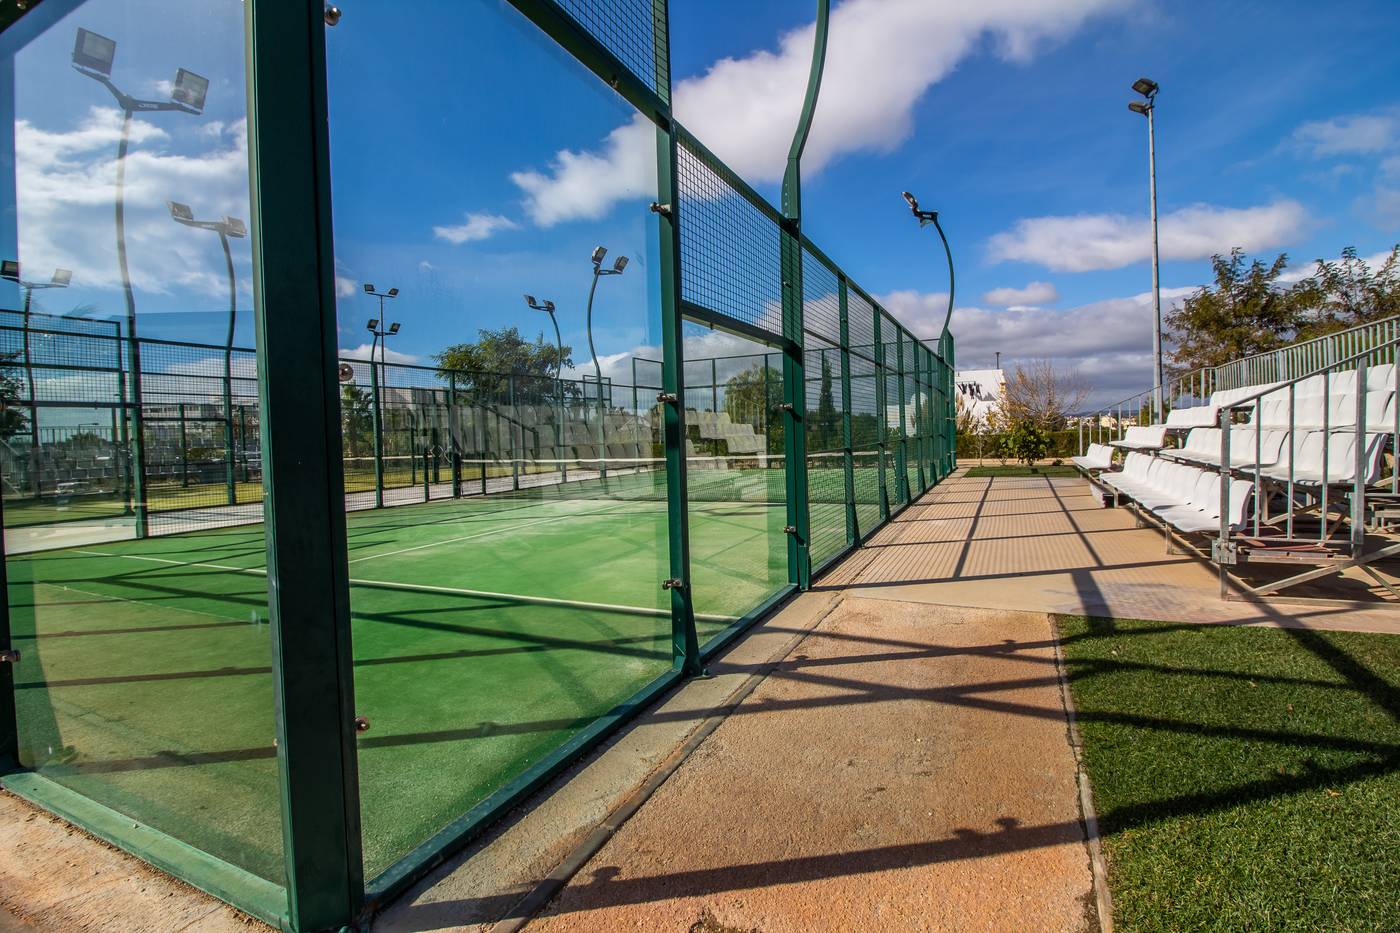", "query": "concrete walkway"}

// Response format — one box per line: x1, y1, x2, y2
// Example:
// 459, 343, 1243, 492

523, 600, 1095, 932
823, 472, 1400, 635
